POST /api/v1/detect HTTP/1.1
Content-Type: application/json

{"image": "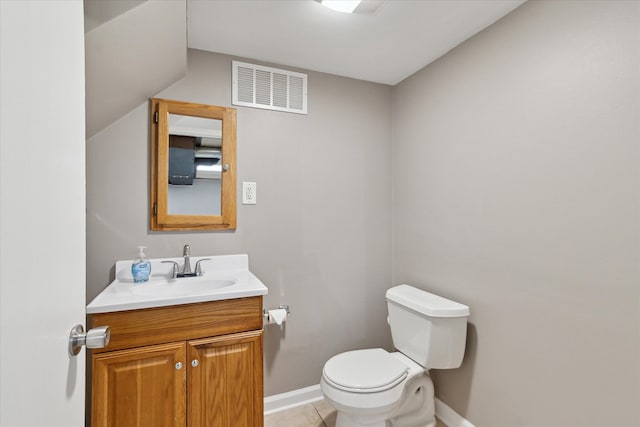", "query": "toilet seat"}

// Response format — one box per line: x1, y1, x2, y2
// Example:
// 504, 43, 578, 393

322, 348, 409, 393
